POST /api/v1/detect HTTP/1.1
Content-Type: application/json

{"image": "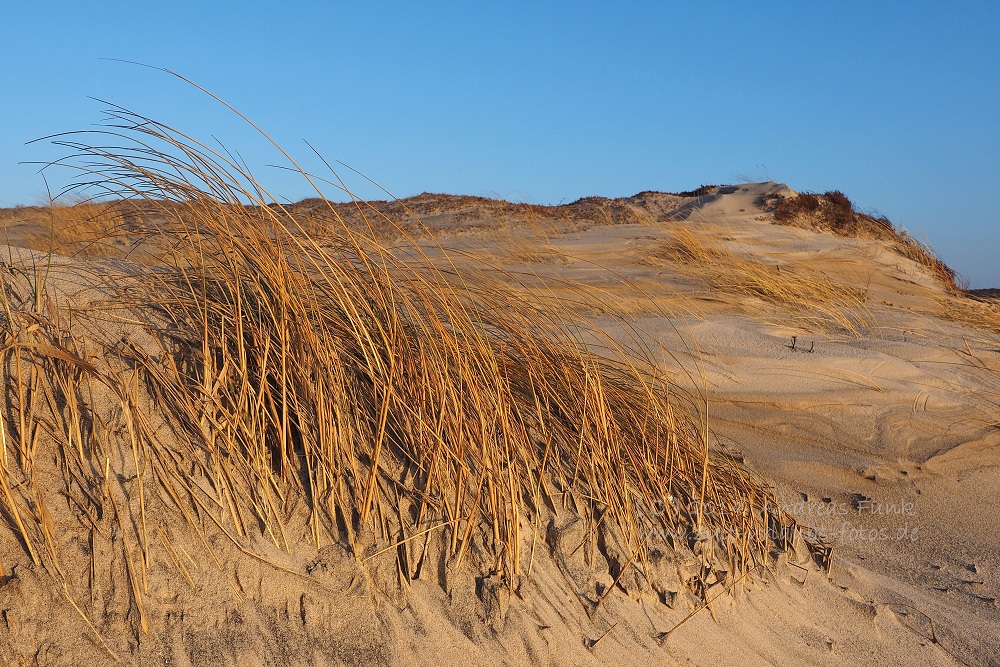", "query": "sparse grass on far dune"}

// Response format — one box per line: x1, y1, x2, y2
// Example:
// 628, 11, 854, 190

647, 226, 877, 336
0, 199, 128, 258
769, 192, 1000, 337
0, 96, 802, 650
934, 295, 1000, 334
772, 190, 964, 293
